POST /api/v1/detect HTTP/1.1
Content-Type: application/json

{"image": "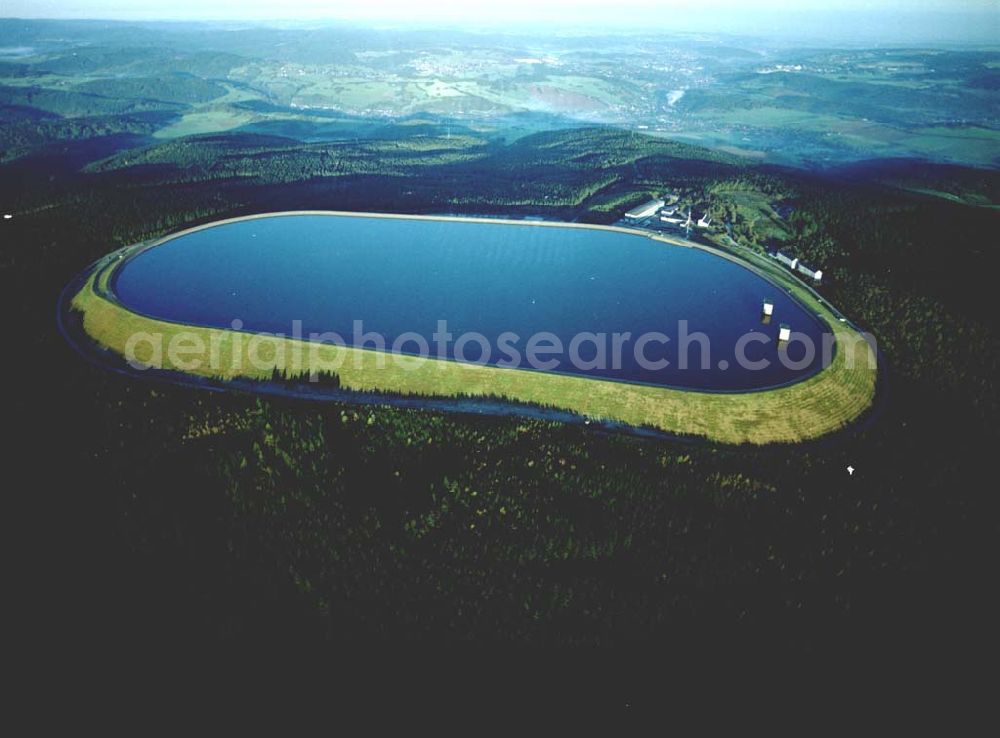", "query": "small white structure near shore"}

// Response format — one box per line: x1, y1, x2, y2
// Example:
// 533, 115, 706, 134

762, 299, 774, 317
778, 323, 792, 342
624, 198, 665, 220
697, 214, 712, 229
